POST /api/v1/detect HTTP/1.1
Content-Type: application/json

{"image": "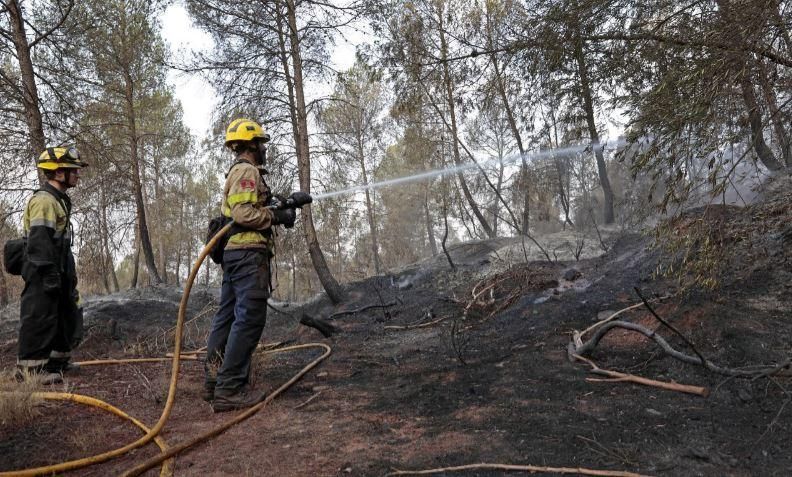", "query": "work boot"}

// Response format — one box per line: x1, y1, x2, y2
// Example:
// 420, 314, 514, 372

211, 387, 265, 413
44, 358, 80, 374
45, 361, 80, 375
61, 362, 81, 374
